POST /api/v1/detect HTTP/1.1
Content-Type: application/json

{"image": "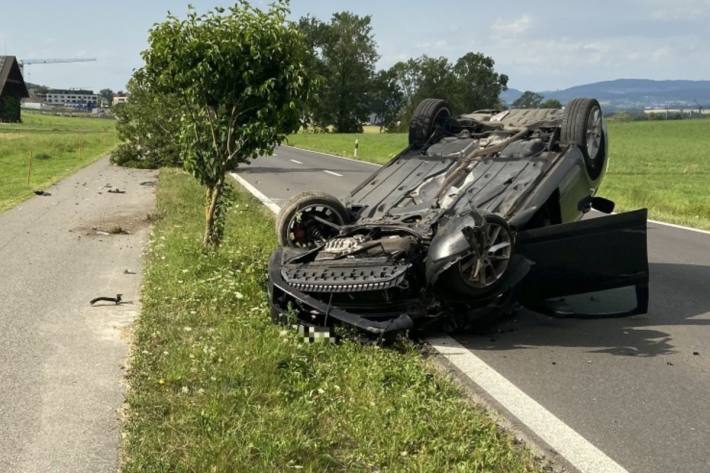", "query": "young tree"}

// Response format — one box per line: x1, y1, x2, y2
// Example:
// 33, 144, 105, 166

512, 91, 544, 108
99, 88, 114, 106
111, 70, 182, 169
298, 12, 378, 132
388, 56, 457, 128
369, 69, 404, 131
541, 98, 562, 108
453, 52, 508, 112
144, 2, 312, 246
